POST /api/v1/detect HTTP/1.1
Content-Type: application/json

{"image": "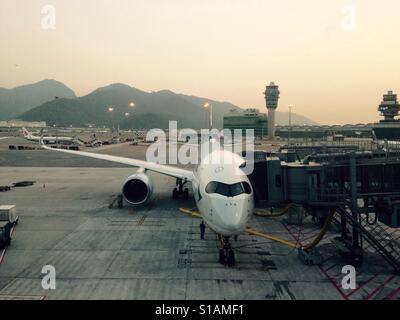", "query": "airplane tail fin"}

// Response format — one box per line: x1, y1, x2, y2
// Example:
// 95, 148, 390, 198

22, 127, 30, 138
372, 130, 385, 151
372, 130, 378, 143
